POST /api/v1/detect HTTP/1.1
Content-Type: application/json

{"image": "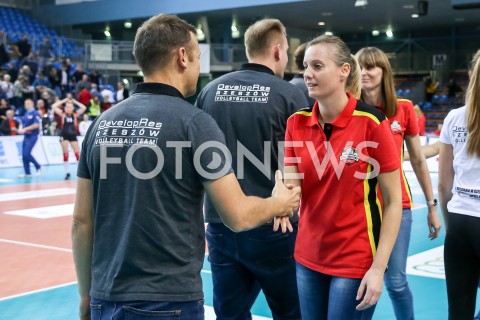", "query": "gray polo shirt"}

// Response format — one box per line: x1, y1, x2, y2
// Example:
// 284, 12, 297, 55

78, 82, 231, 302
